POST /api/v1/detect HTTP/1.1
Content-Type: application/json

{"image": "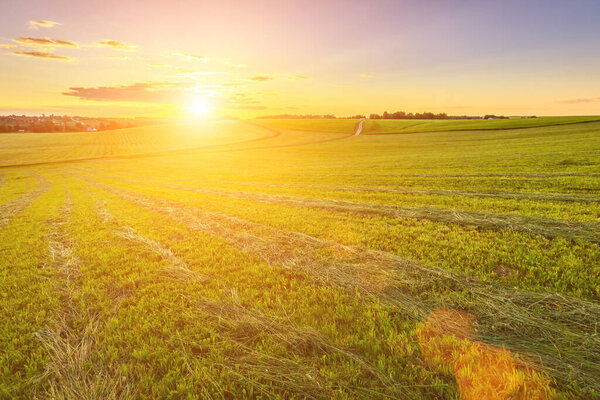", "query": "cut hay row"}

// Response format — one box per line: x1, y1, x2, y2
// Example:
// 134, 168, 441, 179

119, 177, 599, 204
71, 171, 600, 395
34, 187, 131, 399
70, 168, 600, 204
75, 169, 600, 244
0, 173, 51, 229
94, 200, 209, 284
83, 184, 409, 398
